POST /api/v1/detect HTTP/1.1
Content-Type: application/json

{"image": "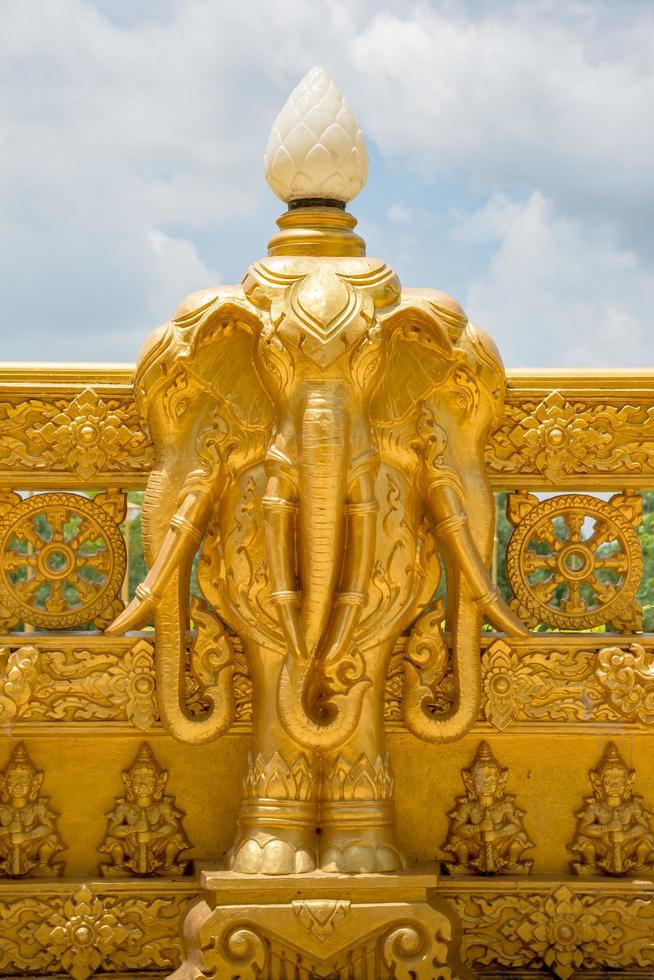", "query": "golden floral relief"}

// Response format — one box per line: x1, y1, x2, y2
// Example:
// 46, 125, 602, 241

0, 638, 157, 729
441, 741, 534, 875
569, 742, 654, 876
99, 743, 192, 877
0, 742, 65, 878
0, 884, 190, 978
487, 389, 654, 483
450, 883, 654, 980
0, 386, 152, 480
